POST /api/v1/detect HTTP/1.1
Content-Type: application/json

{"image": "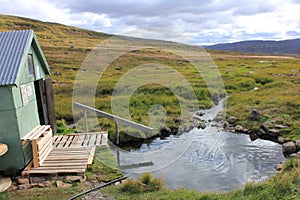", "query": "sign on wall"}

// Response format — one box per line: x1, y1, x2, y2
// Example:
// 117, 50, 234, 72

20, 85, 28, 106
